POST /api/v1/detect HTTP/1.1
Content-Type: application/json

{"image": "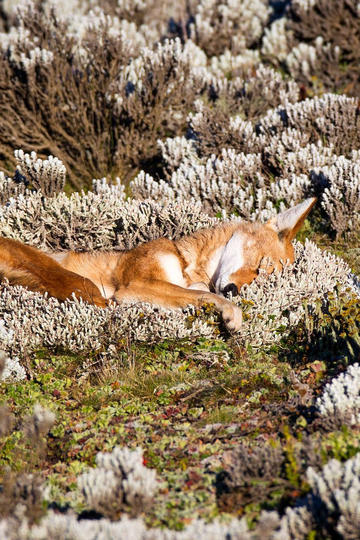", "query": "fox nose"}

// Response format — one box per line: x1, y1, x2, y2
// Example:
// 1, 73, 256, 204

222, 283, 239, 298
